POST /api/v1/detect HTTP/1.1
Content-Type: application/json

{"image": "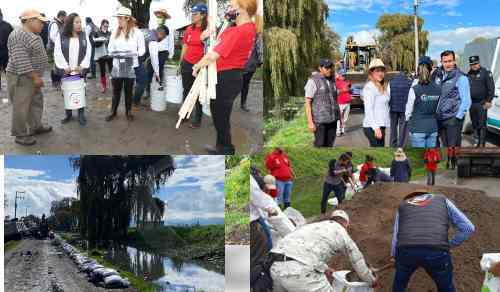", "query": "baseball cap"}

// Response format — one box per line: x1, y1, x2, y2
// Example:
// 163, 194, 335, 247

469, 55, 480, 65
191, 3, 208, 13
330, 210, 350, 223
19, 9, 48, 22
320, 58, 334, 69
418, 56, 433, 66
